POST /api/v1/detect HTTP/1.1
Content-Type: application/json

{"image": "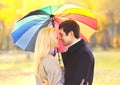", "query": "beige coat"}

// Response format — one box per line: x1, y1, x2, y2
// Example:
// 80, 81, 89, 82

35, 55, 64, 85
